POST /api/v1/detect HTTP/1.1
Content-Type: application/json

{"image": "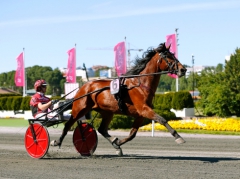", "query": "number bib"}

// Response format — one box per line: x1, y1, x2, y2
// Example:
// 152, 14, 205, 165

110, 79, 120, 95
